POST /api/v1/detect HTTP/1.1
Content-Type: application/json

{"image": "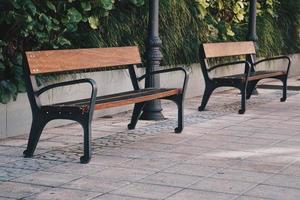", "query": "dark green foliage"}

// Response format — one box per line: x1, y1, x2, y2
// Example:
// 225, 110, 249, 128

0, 0, 299, 103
